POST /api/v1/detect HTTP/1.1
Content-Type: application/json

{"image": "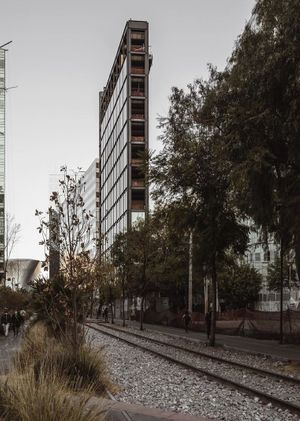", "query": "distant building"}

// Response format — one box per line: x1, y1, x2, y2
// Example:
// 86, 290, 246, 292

0, 47, 6, 280
245, 226, 300, 311
99, 20, 152, 253
79, 158, 100, 256
6, 259, 43, 290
